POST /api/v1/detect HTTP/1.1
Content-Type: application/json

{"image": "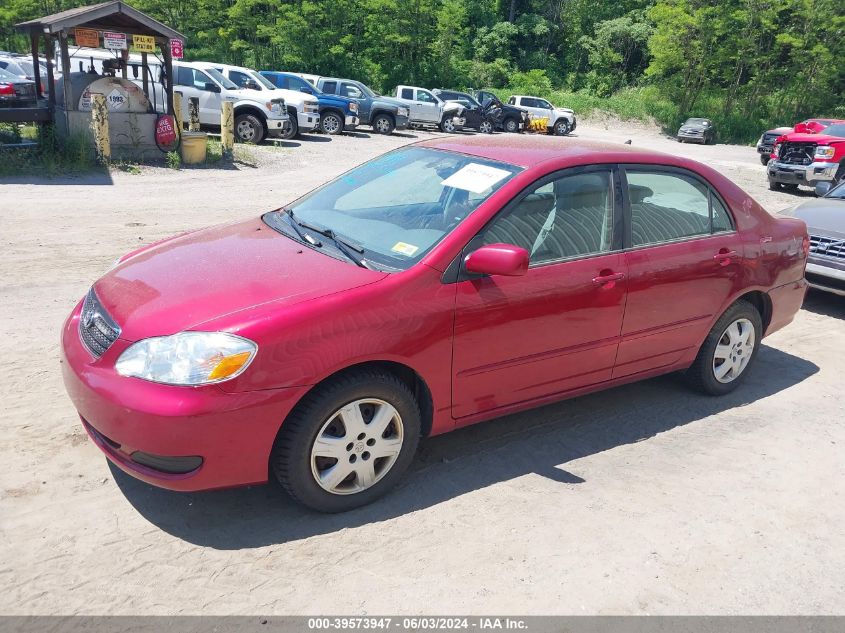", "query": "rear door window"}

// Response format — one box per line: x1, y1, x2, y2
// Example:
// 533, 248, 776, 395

401, 87, 413, 100
321, 81, 337, 94
625, 169, 733, 246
